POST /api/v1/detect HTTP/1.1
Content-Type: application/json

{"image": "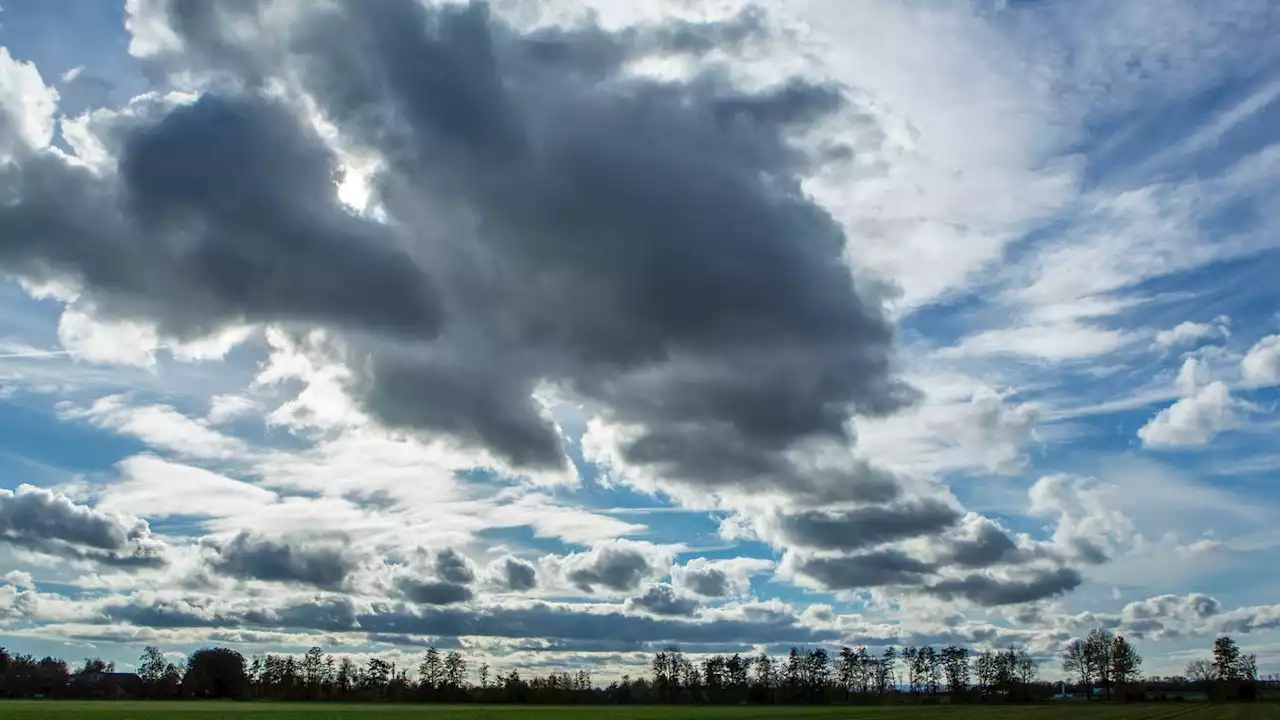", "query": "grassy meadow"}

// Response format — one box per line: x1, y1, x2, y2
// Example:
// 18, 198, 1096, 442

2, 701, 1280, 720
